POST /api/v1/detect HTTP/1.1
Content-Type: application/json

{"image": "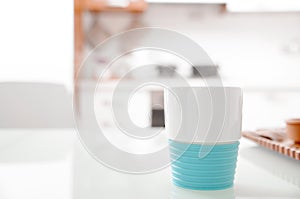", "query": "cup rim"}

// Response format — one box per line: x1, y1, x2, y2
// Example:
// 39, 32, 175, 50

286, 118, 300, 125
